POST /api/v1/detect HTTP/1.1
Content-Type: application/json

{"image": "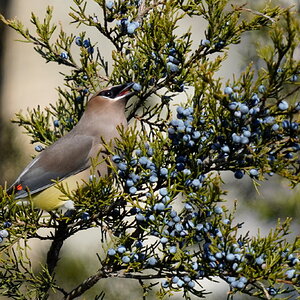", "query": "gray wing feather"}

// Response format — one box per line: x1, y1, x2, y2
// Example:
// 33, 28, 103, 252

9, 134, 95, 198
